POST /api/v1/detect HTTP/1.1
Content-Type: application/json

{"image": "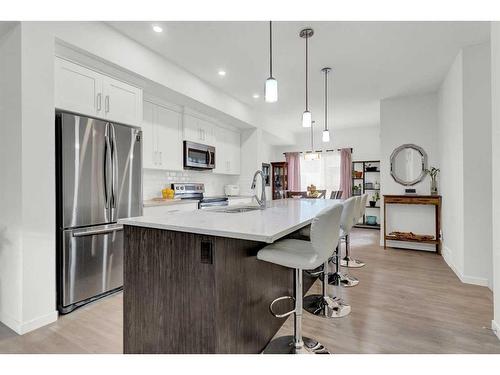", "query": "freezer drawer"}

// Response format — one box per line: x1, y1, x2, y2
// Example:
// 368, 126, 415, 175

61, 224, 123, 308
